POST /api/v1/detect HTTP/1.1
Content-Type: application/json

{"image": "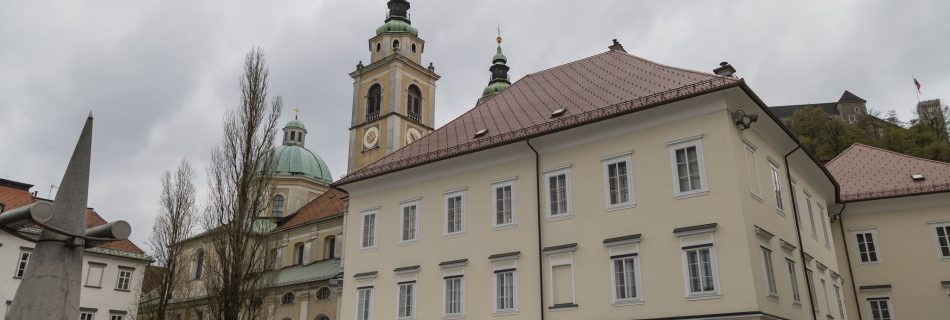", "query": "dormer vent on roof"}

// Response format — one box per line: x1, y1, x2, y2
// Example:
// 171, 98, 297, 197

474, 129, 488, 138
551, 108, 567, 118
912, 174, 926, 181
